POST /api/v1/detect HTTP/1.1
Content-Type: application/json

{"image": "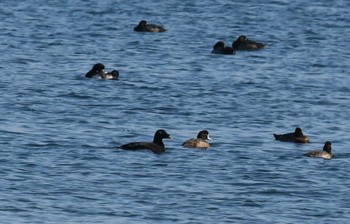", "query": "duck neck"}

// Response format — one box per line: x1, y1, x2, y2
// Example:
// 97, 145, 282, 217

324, 147, 332, 154
153, 136, 164, 146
